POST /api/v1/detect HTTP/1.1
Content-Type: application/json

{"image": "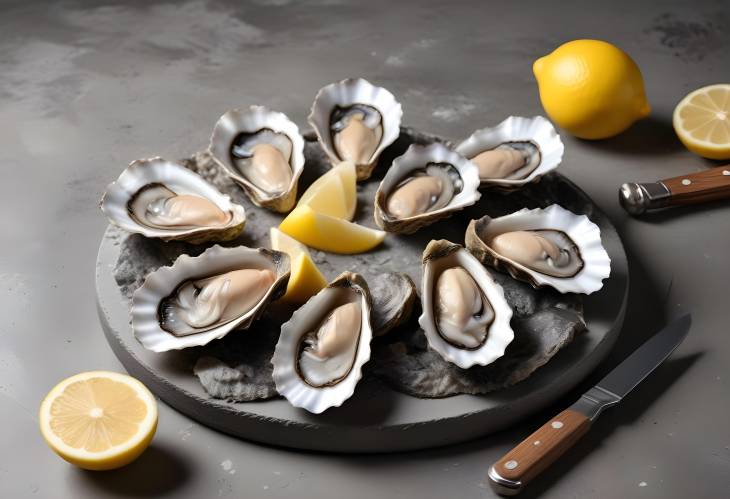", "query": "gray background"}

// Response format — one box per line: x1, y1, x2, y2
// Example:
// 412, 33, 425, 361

1, 0, 728, 497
